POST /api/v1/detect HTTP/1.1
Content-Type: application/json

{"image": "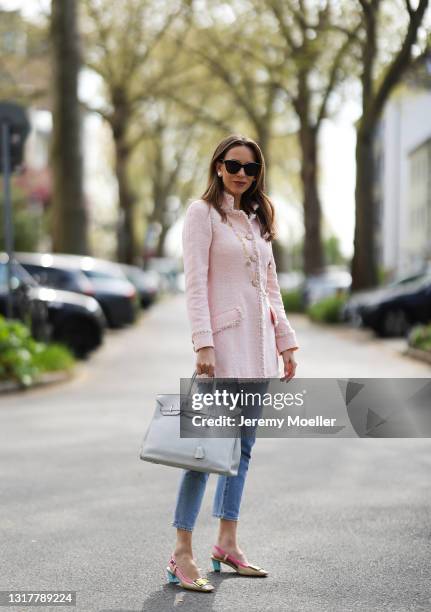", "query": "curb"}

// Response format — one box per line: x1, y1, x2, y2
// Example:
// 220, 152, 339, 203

404, 347, 431, 366
0, 367, 80, 395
